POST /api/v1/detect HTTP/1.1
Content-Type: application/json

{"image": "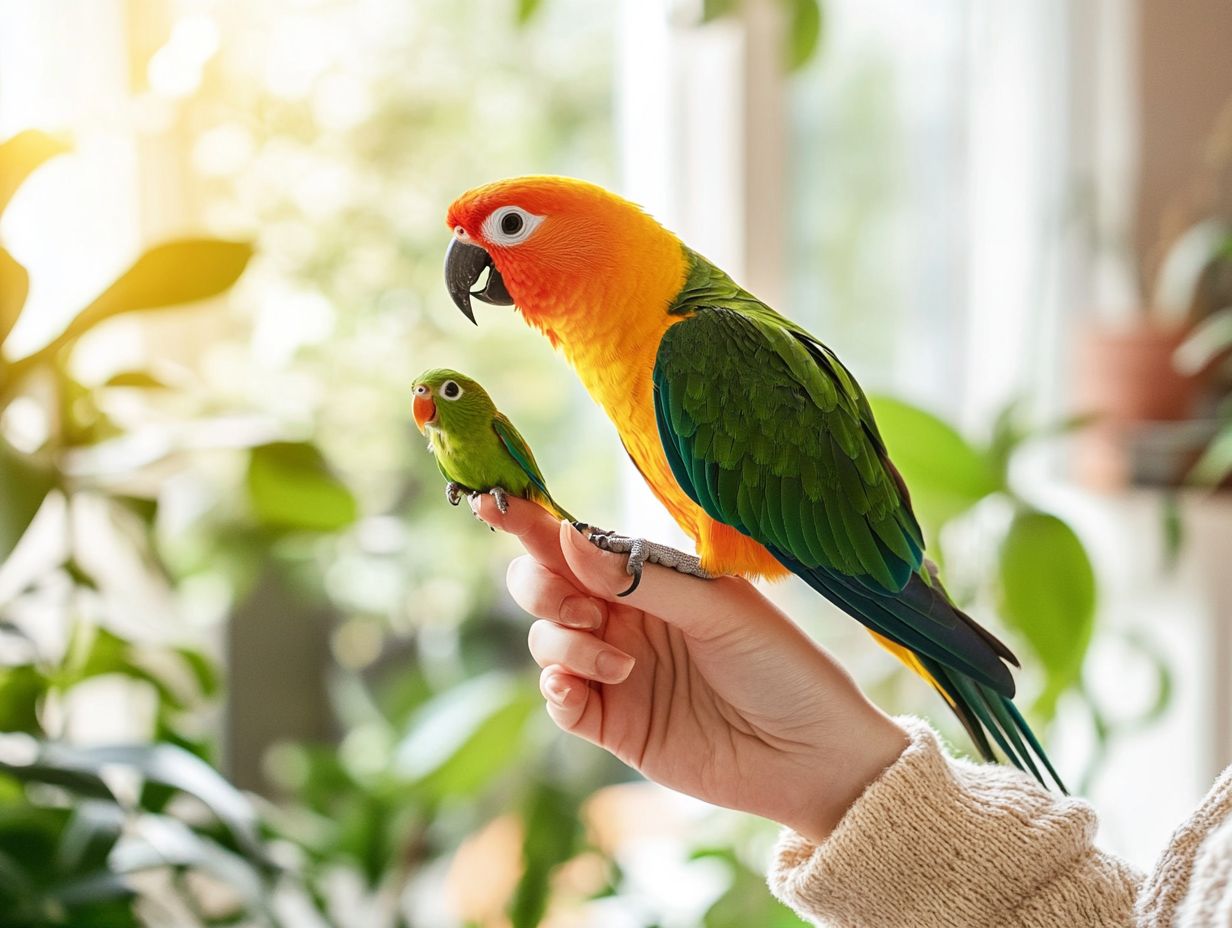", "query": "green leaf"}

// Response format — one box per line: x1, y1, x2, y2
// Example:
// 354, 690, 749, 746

0, 753, 114, 800
510, 781, 581, 928
56, 801, 125, 875
37, 742, 269, 865
701, 848, 807, 927
1174, 306, 1232, 375
175, 647, 220, 698
700, 0, 740, 21
395, 674, 539, 800
785, 0, 823, 72
100, 370, 171, 390
1160, 493, 1184, 569
514, 0, 542, 25
0, 665, 46, 734
0, 246, 29, 349
246, 441, 358, 532
5, 240, 253, 385
868, 395, 1000, 530
0, 130, 71, 220
998, 510, 1096, 719
0, 440, 54, 567
59, 624, 184, 710
1189, 425, 1232, 487
108, 815, 269, 909
56, 239, 253, 344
